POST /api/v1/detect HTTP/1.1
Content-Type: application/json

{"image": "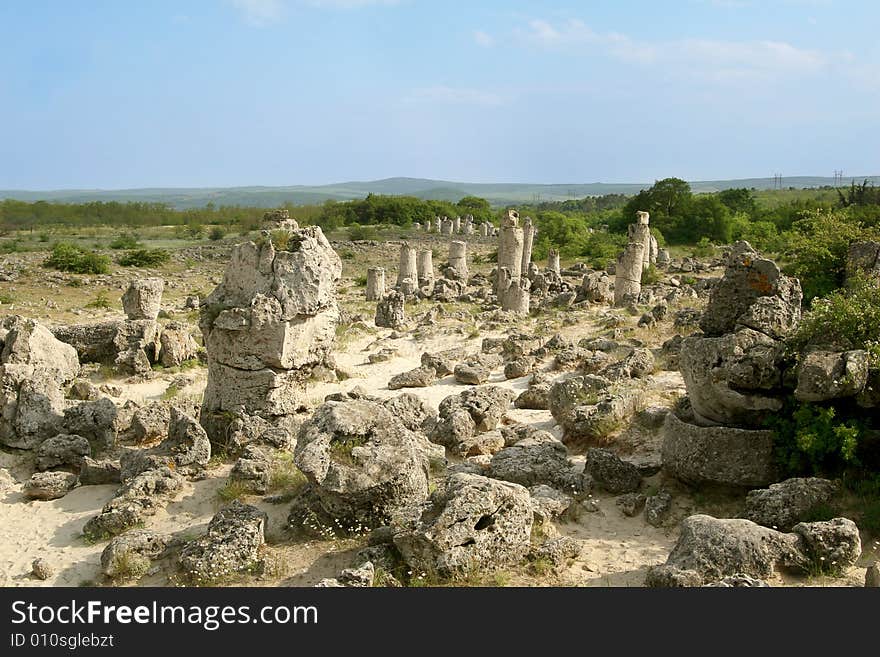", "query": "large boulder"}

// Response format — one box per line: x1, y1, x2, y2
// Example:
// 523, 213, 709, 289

23, 470, 78, 500
661, 412, 776, 487
699, 241, 802, 338
393, 473, 533, 579
0, 316, 79, 449
375, 290, 406, 329
101, 530, 168, 578
290, 399, 430, 532
430, 386, 515, 454
158, 322, 199, 367
488, 432, 583, 491
584, 447, 641, 494
794, 350, 869, 402
178, 501, 267, 584
35, 434, 91, 471
548, 375, 643, 442
679, 329, 785, 428
646, 514, 860, 587
743, 478, 839, 531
